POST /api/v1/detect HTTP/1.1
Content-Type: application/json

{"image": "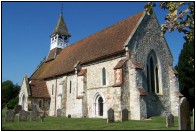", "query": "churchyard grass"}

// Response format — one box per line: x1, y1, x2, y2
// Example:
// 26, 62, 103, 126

2, 108, 194, 130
